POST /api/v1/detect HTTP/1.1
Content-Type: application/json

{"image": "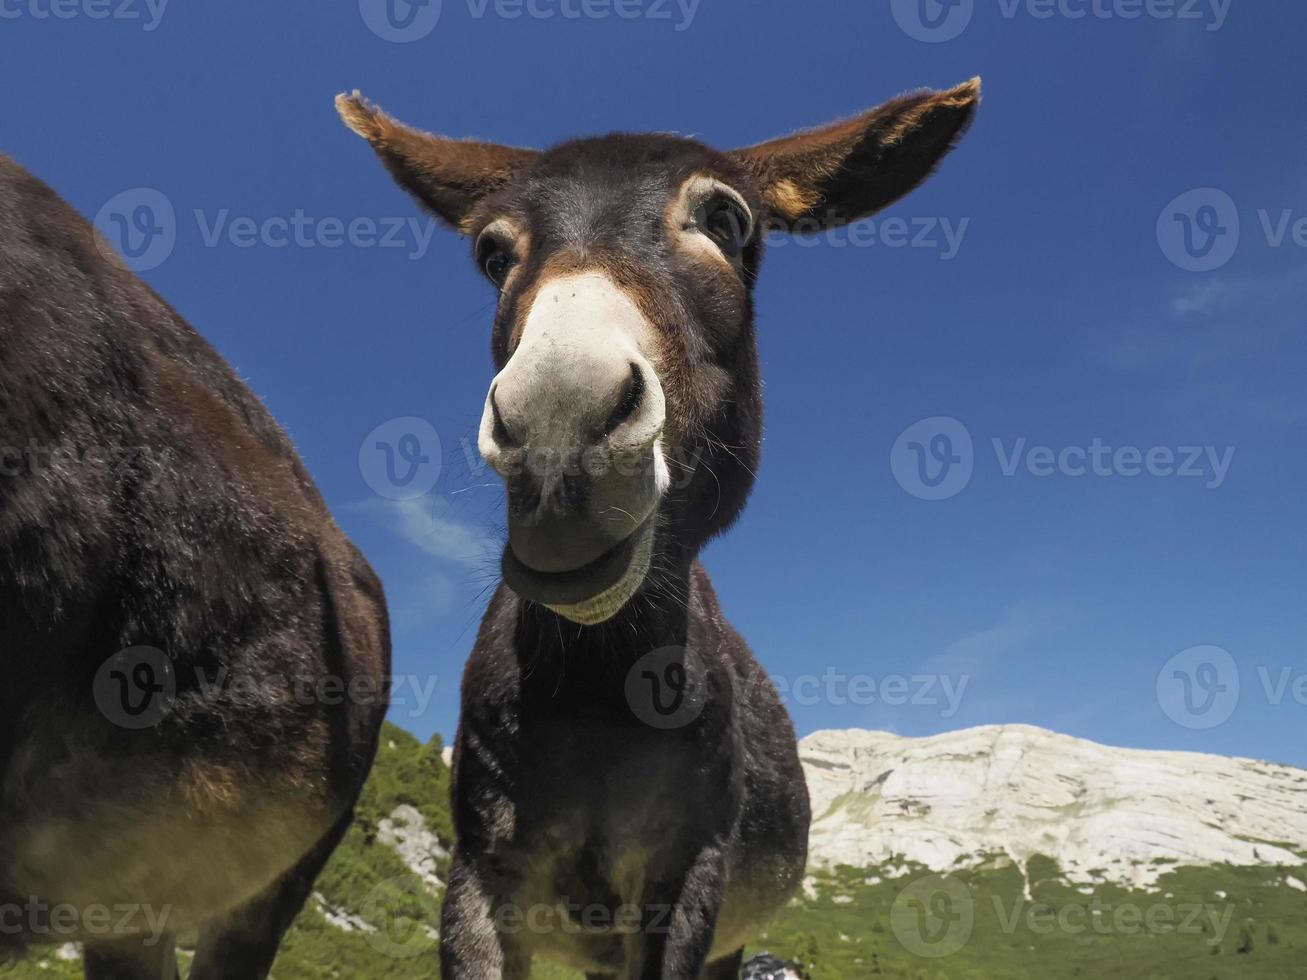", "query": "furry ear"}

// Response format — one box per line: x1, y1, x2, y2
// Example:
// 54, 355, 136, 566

336, 91, 539, 231
731, 77, 980, 232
